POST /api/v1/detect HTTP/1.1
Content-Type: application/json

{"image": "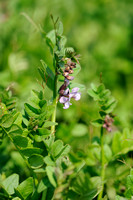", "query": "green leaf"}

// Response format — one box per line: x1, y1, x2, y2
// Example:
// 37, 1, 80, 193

91, 119, 103, 127
38, 128, 51, 136
42, 121, 58, 128
125, 174, 133, 198
87, 89, 98, 100
45, 105, 55, 118
97, 84, 105, 94
34, 135, 46, 142
43, 134, 55, 150
13, 112, 22, 126
16, 177, 33, 199
57, 21, 63, 35
115, 196, 127, 200
33, 168, 46, 174
44, 156, 55, 166
2, 174, 19, 195
38, 60, 54, 90
72, 124, 88, 137
46, 30, 56, 46
37, 177, 49, 193
59, 36, 67, 49
101, 101, 117, 113
104, 144, 112, 162
50, 140, 64, 158
60, 144, 71, 156
46, 166, 57, 187
126, 175, 133, 189
32, 90, 43, 100
99, 111, 106, 118
1, 114, 14, 128
9, 124, 23, 136
24, 103, 40, 117
20, 147, 43, 157
112, 132, 122, 154
39, 100, 47, 108
13, 135, 29, 148
28, 154, 44, 168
